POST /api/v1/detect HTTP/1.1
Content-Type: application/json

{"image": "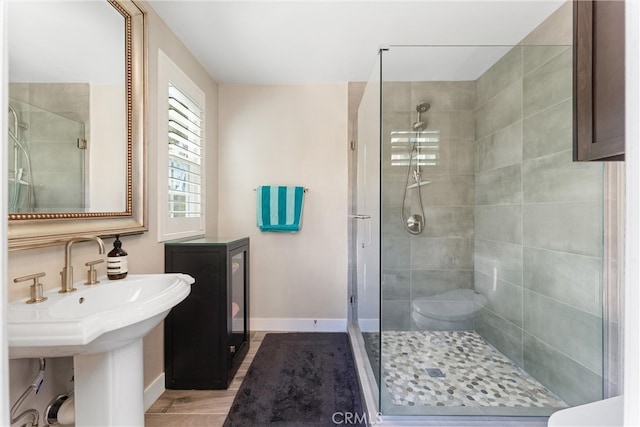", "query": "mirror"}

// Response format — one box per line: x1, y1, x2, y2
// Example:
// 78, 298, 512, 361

7, 0, 146, 250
